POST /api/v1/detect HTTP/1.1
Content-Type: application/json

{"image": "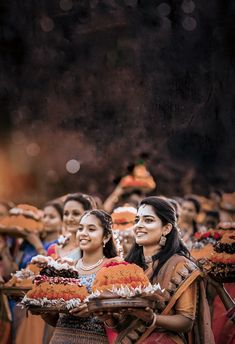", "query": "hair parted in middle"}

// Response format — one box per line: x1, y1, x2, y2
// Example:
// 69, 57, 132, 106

125, 196, 190, 282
